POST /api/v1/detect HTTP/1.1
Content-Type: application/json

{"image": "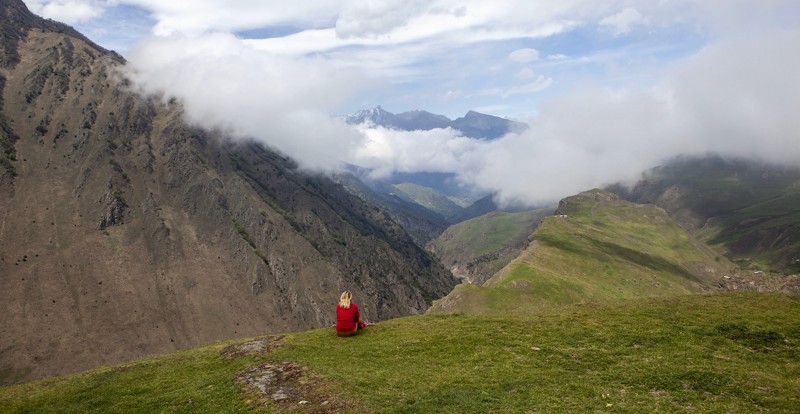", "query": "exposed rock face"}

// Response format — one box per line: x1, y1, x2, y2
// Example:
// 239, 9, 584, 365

0, 0, 456, 386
